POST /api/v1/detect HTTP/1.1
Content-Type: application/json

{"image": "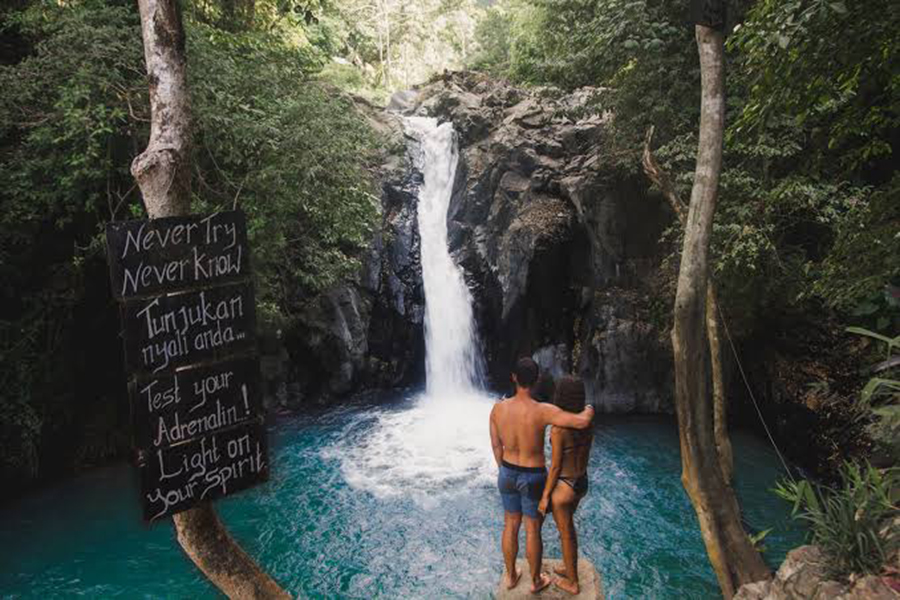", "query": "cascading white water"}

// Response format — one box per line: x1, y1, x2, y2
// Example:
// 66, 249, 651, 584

404, 116, 482, 396
326, 117, 496, 506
